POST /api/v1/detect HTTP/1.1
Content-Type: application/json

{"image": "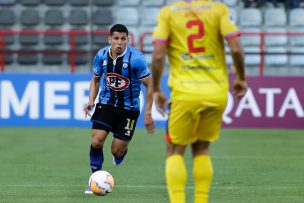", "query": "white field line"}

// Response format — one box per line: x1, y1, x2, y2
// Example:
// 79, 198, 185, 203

0, 184, 301, 190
